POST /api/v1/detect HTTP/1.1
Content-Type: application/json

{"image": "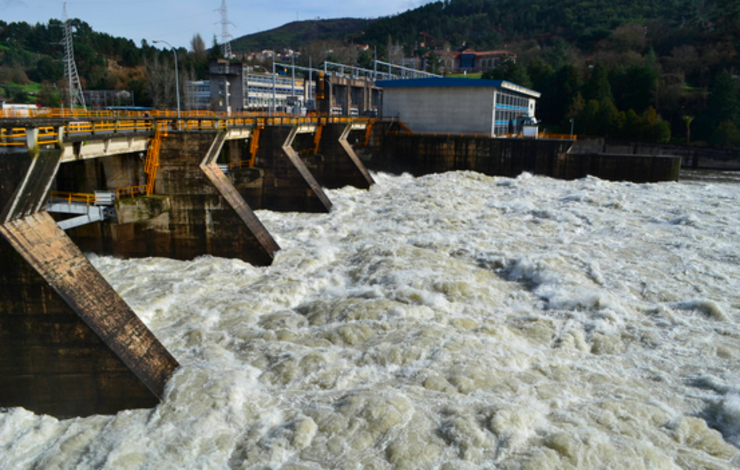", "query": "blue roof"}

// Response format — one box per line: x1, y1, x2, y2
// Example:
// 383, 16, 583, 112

375, 78, 540, 98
